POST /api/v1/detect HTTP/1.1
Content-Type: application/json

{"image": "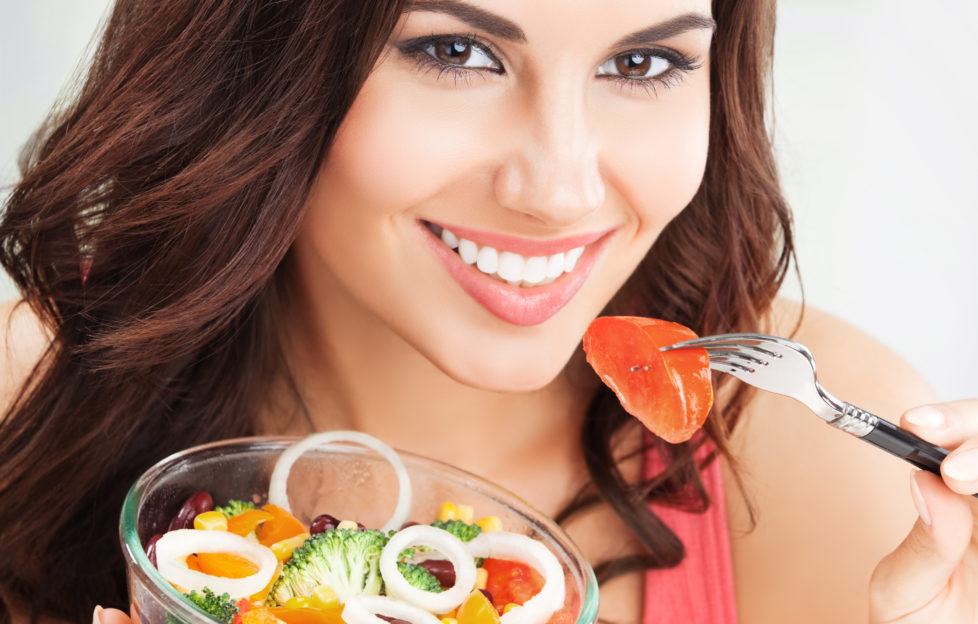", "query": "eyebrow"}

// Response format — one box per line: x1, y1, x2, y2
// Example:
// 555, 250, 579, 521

404, 1, 715, 48
407, 0, 527, 42
612, 13, 717, 48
